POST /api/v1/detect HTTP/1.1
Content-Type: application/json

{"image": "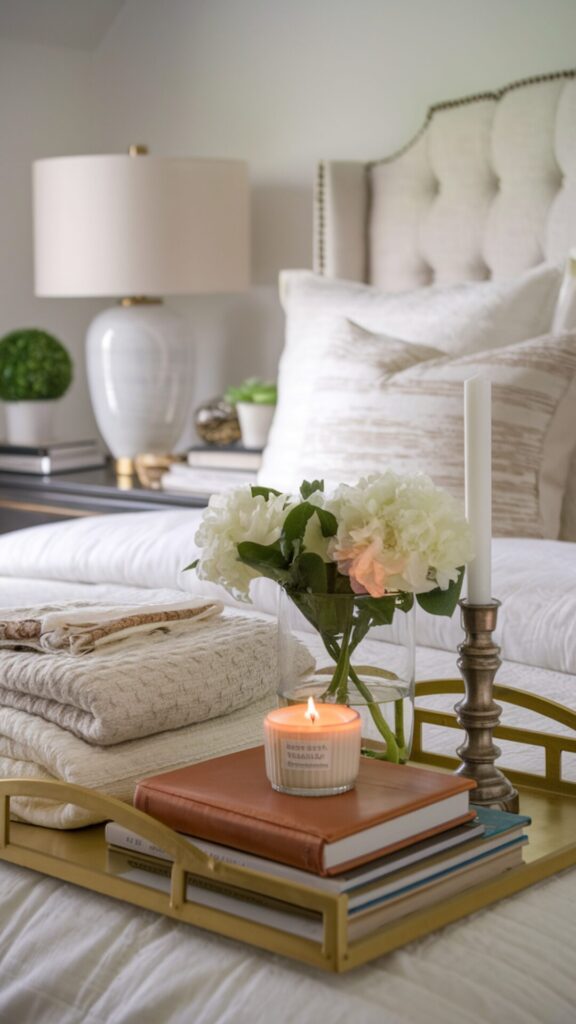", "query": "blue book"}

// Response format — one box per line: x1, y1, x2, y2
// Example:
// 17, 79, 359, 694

349, 806, 530, 913
472, 805, 532, 836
